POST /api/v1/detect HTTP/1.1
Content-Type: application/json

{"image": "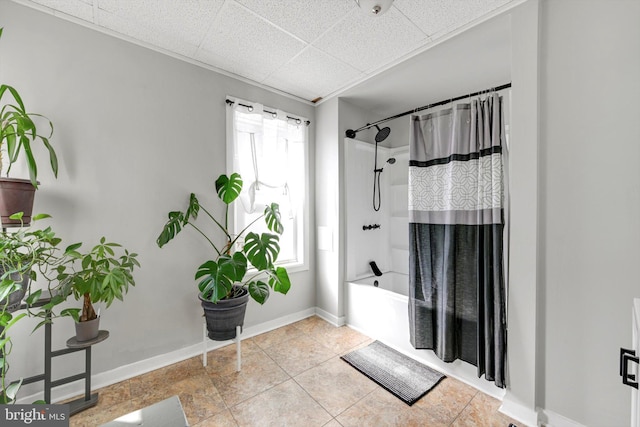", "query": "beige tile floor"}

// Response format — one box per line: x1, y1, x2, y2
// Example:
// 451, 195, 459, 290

67, 316, 519, 427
